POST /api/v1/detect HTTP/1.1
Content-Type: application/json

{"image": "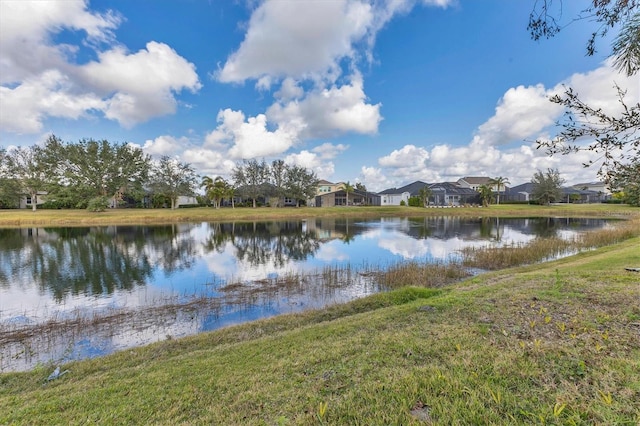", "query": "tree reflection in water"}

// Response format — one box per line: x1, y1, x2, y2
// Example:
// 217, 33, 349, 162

0, 225, 205, 301
203, 221, 322, 269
